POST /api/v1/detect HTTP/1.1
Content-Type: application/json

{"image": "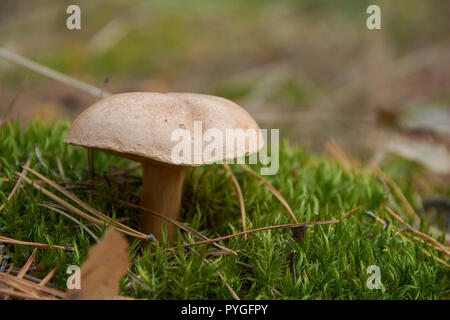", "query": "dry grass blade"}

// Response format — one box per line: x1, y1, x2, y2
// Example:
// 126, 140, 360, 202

116, 199, 238, 255
375, 167, 421, 225
0, 272, 66, 299
365, 211, 450, 268
0, 48, 110, 99
56, 155, 68, 183
0, 235, 71, 251
325, 139, 353, 173
0, 156, 32, 213
39, 268, 57, 287
223, 163, 247, 240
205, 257, 240, 300
3, 248, 37, 300
17, 248, 37, 279
185, 244, 240, 300
0, 287, 54, 300
239, 164, 298, 223
16, 172, 146, 239
340, 206, 362, 221
22, 166, 147, 239
42, 203, 99, 243
325, 140, 421, 226
384, 206, 449, 257
172, 219, 339, 250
